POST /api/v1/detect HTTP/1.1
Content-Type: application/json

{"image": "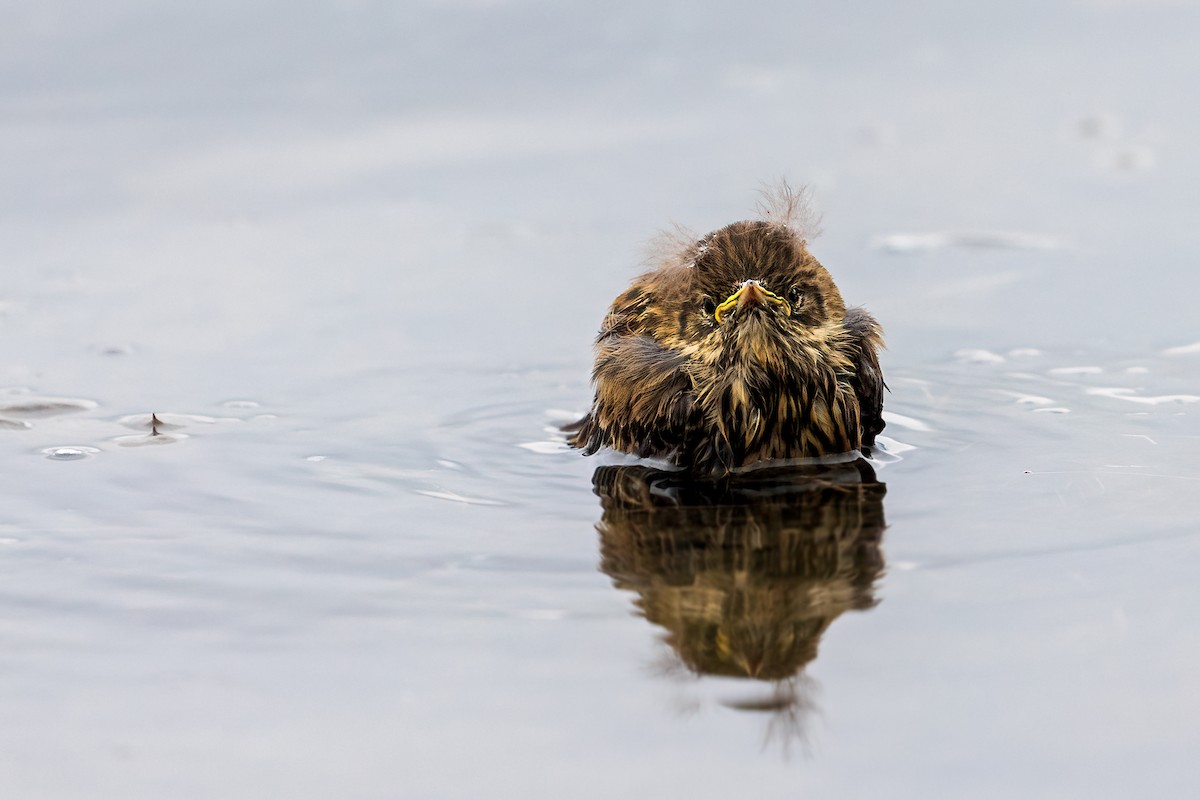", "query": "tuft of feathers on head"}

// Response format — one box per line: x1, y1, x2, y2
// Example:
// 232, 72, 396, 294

643, 222, 700, 273
645, 181, 821, 274
755, 180, 822, 241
